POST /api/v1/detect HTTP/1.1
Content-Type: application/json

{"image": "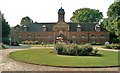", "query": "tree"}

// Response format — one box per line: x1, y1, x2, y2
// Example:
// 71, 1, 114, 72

0, 12, 10, 43
20, 16, 33, 25
102, 2, 120, 43
70, 8, 103, 23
